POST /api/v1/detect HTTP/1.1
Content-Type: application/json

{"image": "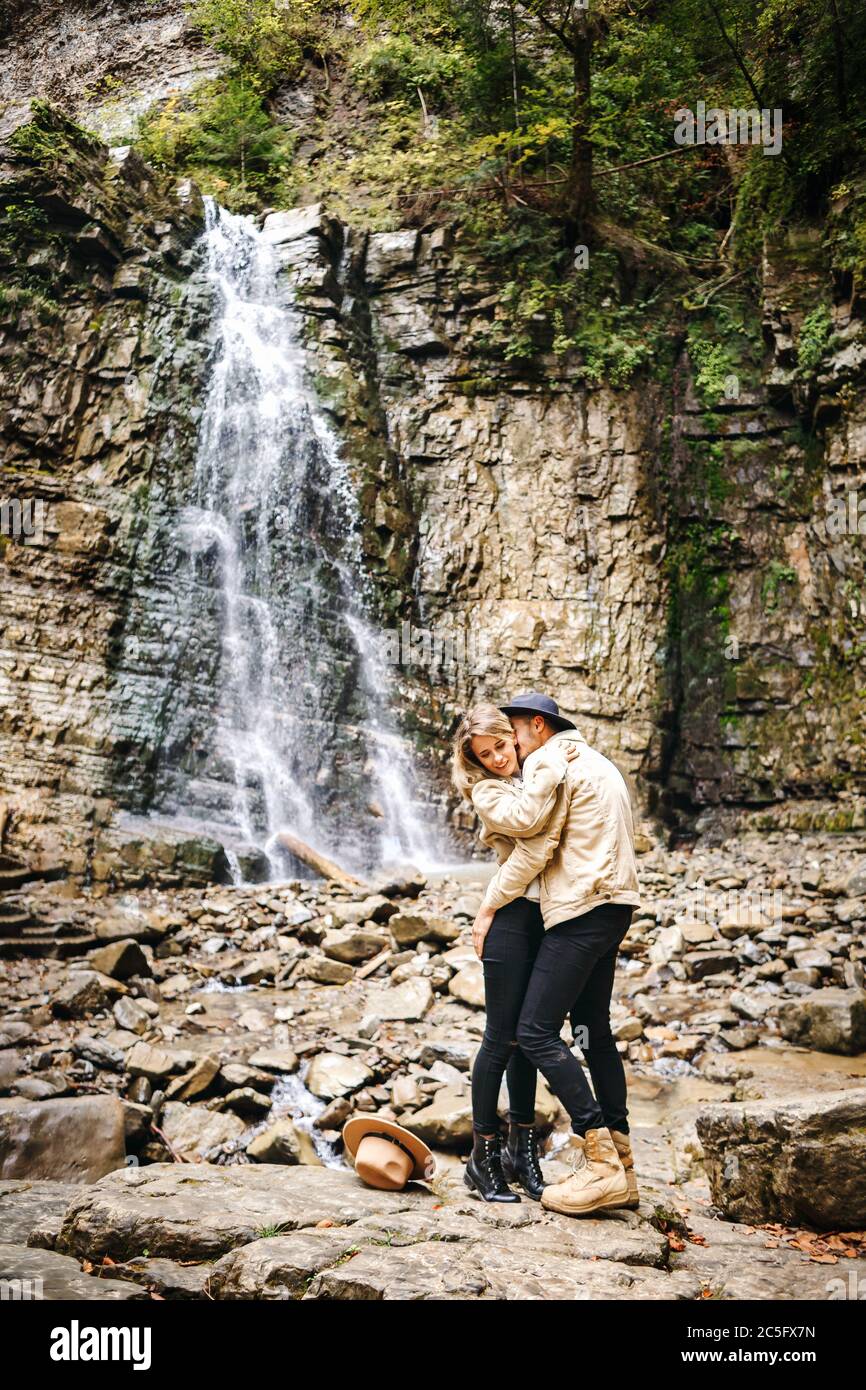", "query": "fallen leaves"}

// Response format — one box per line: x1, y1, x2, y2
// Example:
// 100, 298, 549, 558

755, 1222, 866, 1264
